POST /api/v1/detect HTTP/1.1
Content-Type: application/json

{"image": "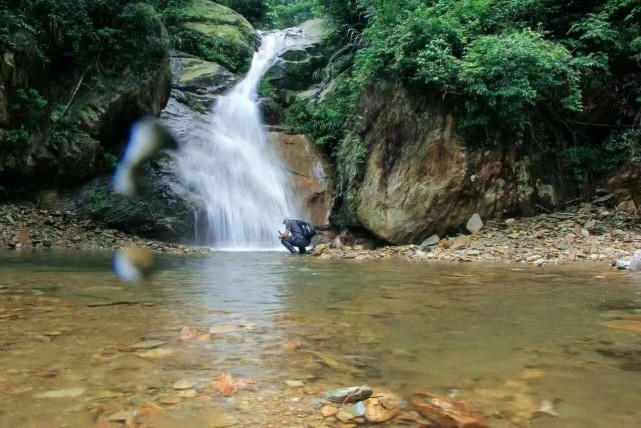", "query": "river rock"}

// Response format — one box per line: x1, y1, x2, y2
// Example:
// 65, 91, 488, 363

420, 235, 440, 249
173, 379, 197, 390
324, 386, 373, 403
264, 19, 328, 95
131, 340, 166, 350
174, 56, 235, 94
0, 55, 172, 199
364, 392, 402, 423
35, 387, 86, 398
451, 235, 471, 250
617, 200, 637, 215
411, 392, 488, 428
466, 213, 484, 234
